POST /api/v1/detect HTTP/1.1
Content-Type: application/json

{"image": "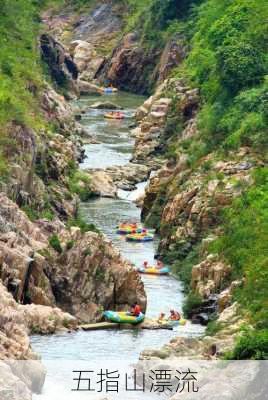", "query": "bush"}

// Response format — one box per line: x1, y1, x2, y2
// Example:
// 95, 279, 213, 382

210, 168, 268, 328
173, 245, 200, 291
183, 291, 203, 318
68, 170, 93, 201
68, 213, 99, 234
66, 240, 75, 250
49, 234, 63, 254
227, 330, 268, 360
206, 319, 223, 336
184, 0, 268, 152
